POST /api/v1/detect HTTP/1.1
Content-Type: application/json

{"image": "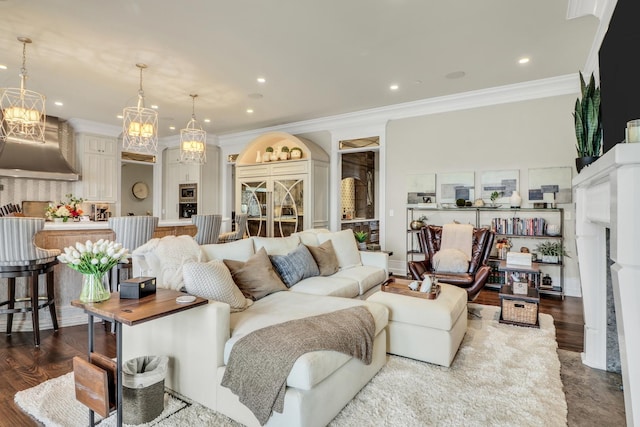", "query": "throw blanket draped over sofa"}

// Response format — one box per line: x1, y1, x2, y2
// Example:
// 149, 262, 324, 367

222, 305, 375, 425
